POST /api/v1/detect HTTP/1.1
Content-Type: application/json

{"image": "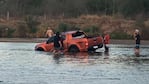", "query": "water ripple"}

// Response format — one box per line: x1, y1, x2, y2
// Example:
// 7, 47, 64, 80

0, 42, 149, 84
